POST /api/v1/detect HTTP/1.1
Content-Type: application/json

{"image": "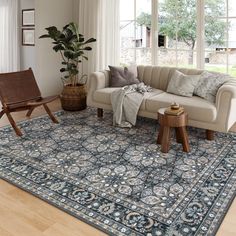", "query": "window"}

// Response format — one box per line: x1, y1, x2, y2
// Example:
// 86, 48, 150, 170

120, 0, 152, 65
120, 0, 236, 76
157, 0, 197, 67
204, 0, 236, 76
